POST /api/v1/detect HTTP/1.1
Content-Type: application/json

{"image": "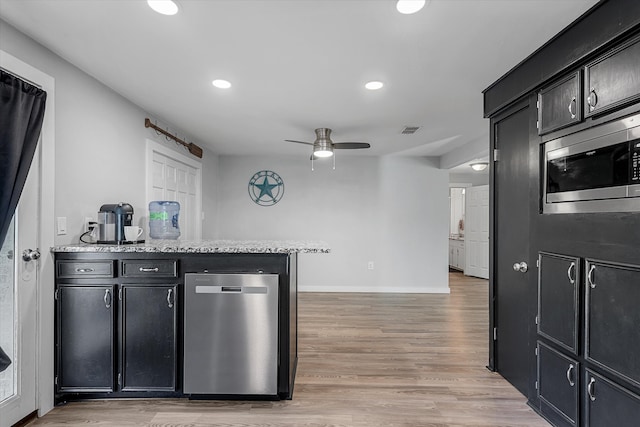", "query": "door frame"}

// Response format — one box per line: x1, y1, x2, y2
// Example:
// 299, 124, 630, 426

0, 50, 56, 418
